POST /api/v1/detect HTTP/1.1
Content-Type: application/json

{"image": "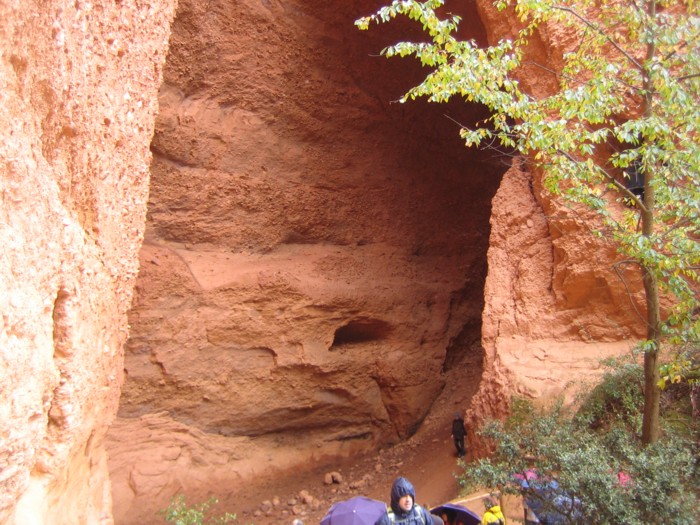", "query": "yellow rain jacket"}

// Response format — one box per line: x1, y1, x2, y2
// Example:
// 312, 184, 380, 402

481, 505, 506, 525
